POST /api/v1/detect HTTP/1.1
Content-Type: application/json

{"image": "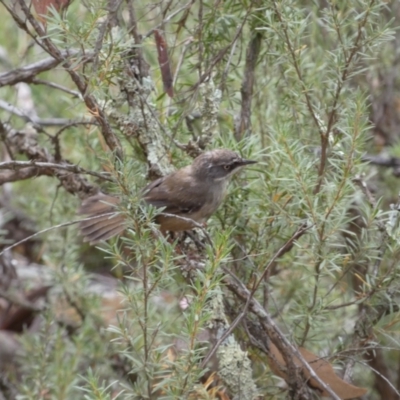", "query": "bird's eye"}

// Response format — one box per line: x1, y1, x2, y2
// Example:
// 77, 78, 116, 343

224, 164, 231, 170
